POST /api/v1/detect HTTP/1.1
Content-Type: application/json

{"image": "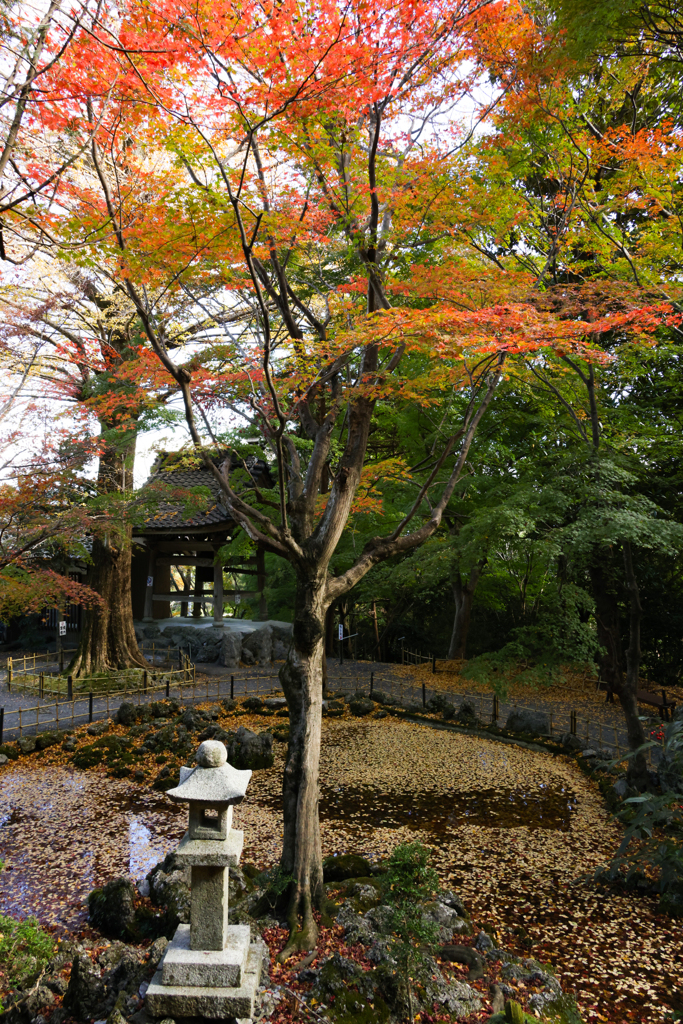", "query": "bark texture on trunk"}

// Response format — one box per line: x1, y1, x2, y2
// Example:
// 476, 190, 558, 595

277, 575, 326, 956
447, 563, 483, 660
71, 527, 147, 674
589, 548, 647, 787
70, 434, 146, 675
620, 542, 648, 788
